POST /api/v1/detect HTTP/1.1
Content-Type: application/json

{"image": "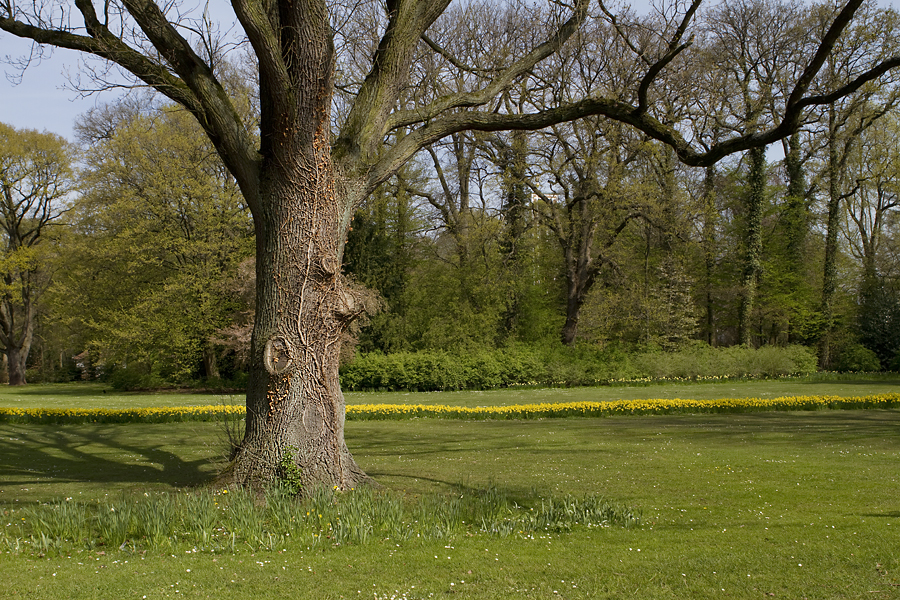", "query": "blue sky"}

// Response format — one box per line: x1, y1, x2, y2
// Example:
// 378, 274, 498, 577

1, 39, 103, 139
1, 0, 233, 139
1, 0, 897, 141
